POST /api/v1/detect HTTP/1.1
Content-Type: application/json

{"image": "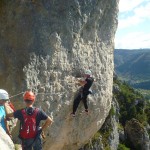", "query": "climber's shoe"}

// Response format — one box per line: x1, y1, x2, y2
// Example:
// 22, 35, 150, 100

85, 109, 89, 115
70, 112, 75, 117
80, 109, 89, 115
